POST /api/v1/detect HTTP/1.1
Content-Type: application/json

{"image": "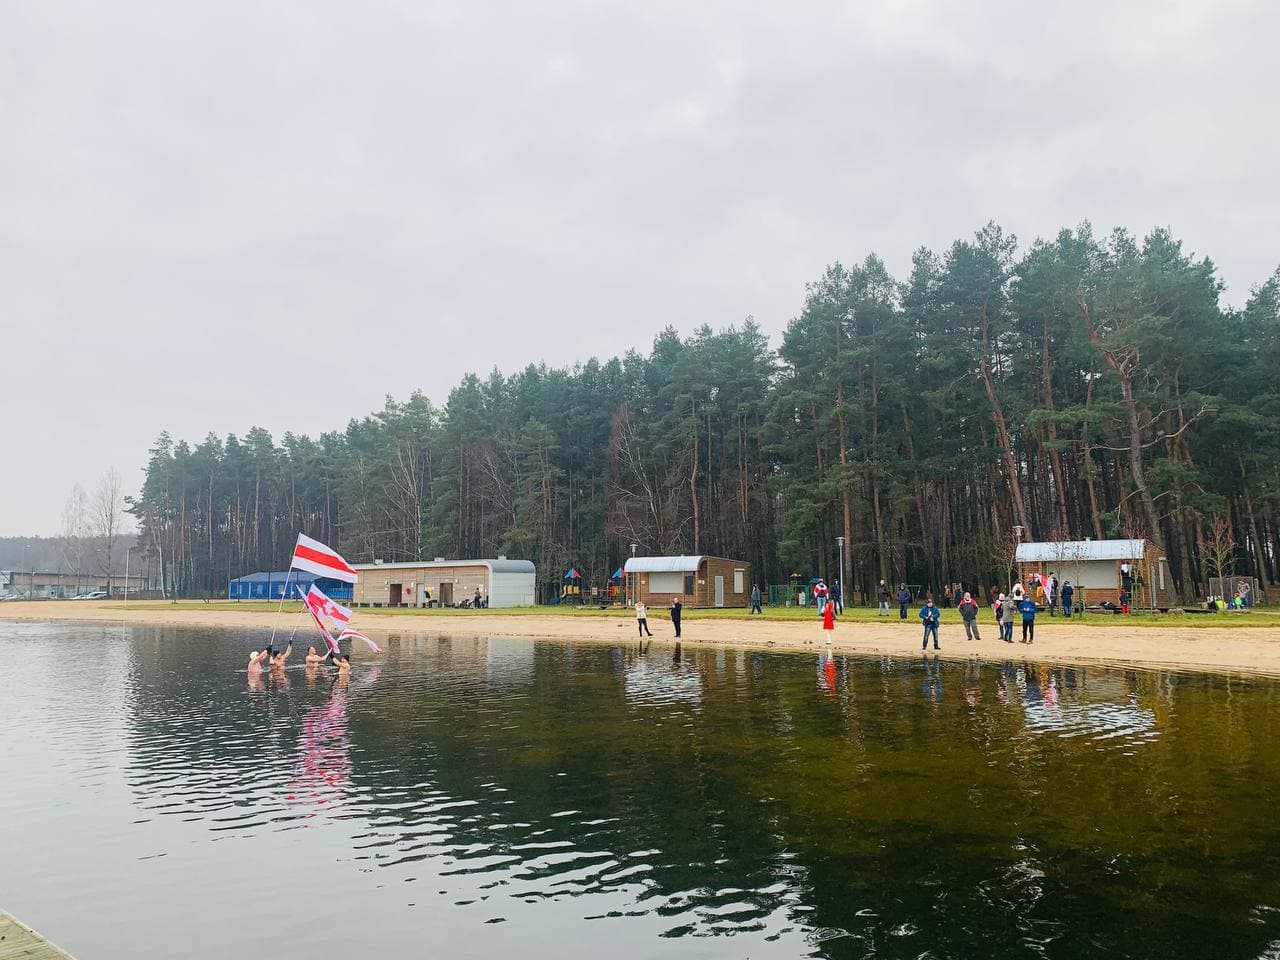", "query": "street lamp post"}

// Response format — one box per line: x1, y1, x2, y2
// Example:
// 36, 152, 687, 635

836, 536, 846, 614
629, 543, 638, 606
